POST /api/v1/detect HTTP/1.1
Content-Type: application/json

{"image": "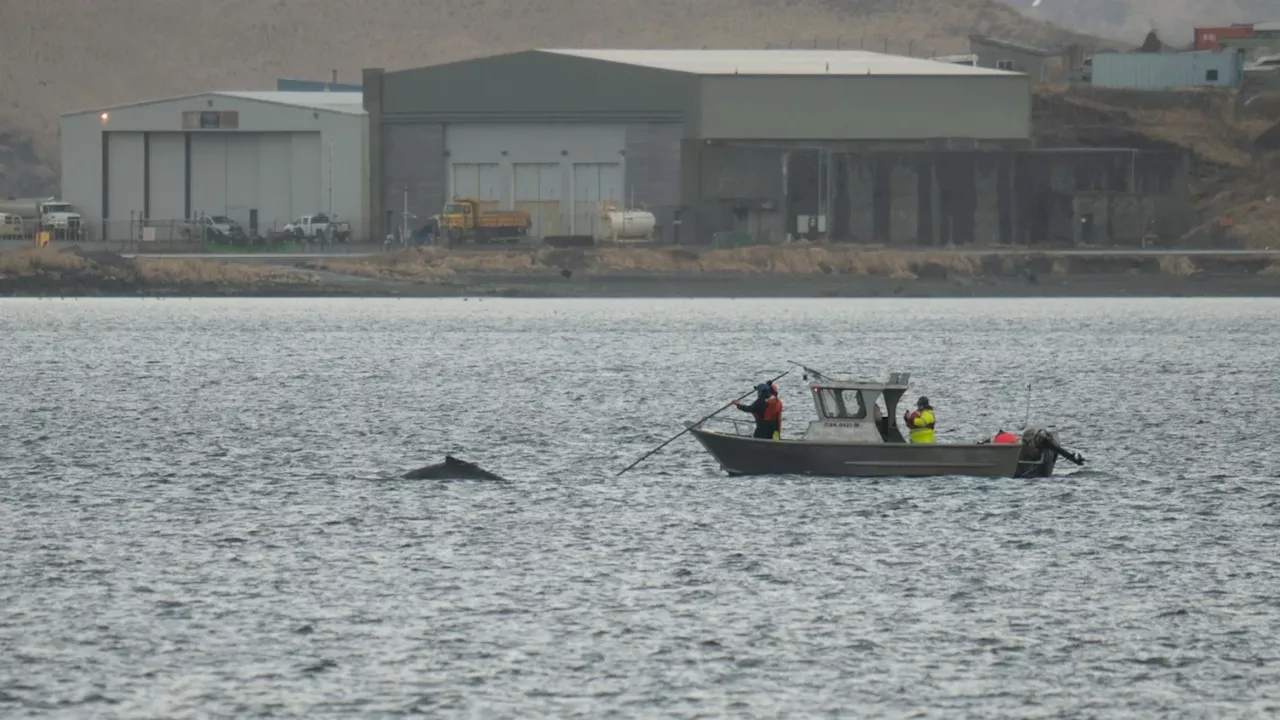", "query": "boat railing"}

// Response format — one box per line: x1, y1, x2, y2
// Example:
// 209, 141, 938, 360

699, 416, 759, 437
